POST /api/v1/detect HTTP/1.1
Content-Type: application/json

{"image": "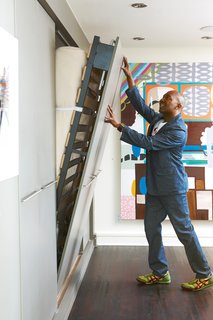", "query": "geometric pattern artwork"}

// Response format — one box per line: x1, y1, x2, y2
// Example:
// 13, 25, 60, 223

185, 167, 213, 220
135, 164, 213, 220
120, 62, 213, 220
184, 86, 210, 117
